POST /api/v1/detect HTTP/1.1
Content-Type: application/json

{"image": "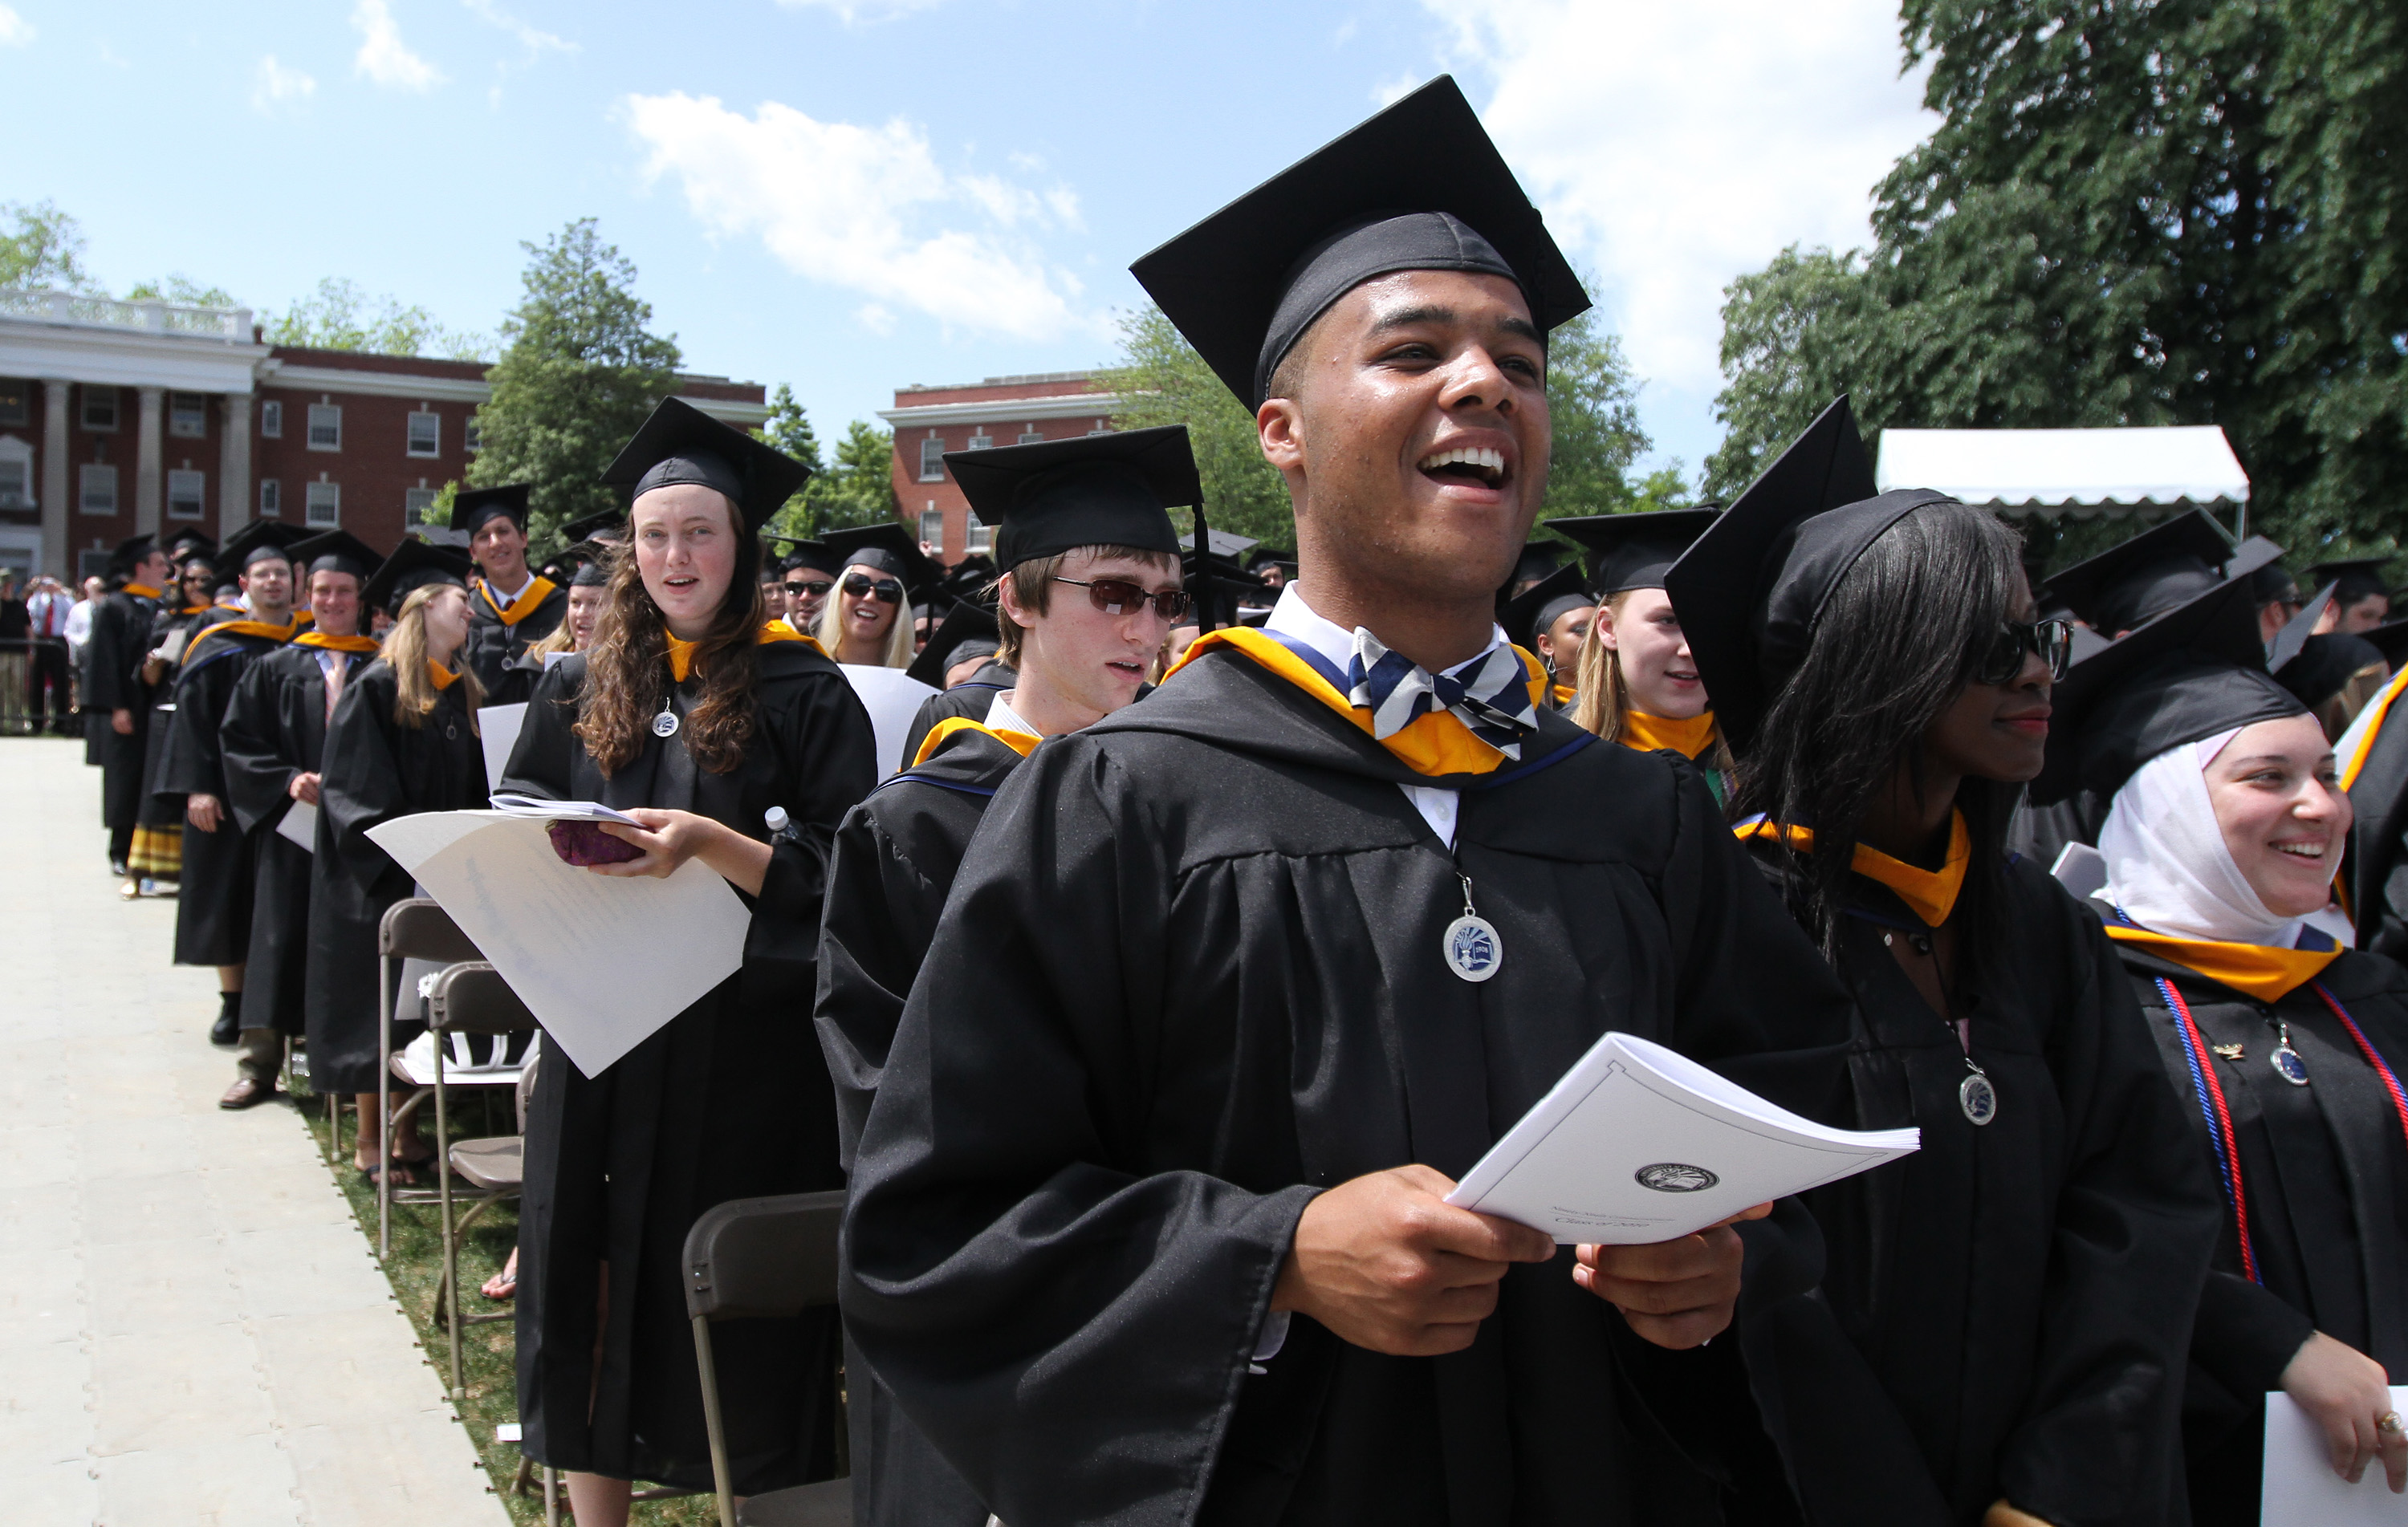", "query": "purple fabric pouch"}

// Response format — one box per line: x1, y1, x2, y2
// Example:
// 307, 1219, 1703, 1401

547, 819, 644, 867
